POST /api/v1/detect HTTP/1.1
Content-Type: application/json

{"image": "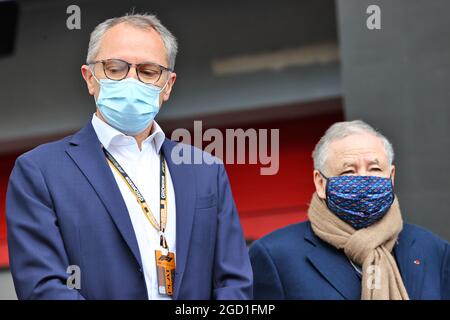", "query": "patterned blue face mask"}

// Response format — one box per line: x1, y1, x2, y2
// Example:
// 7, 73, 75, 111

92, 73, 165, 135
320, 172, 394, 229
